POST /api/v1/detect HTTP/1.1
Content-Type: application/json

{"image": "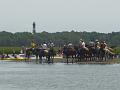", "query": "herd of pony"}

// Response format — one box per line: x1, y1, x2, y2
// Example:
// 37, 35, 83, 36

62, 45, 116, 64
24, 44, 116, 64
